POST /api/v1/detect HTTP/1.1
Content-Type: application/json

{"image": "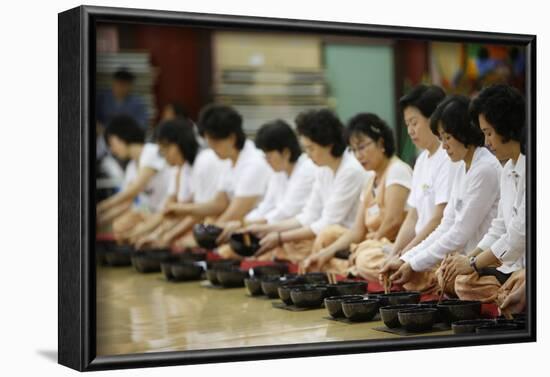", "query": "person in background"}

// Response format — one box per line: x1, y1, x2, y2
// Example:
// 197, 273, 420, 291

159, 101, 206, 148
133, 118, 226, 249
216, 119, 317, 258
251, 109, 367, 264
161, 101, 188, 121
96, 68, 148, 130
439, 84, 526, 303
162, 104, 272, 248
96, 115, 171, 240
301, 113, 412, 277
379, 95, 502, 296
